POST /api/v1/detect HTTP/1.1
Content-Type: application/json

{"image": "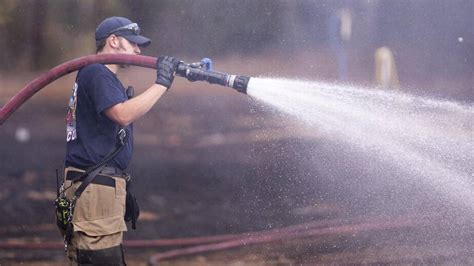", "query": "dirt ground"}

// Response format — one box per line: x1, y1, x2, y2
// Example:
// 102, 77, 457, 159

0, 55, 473, 264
